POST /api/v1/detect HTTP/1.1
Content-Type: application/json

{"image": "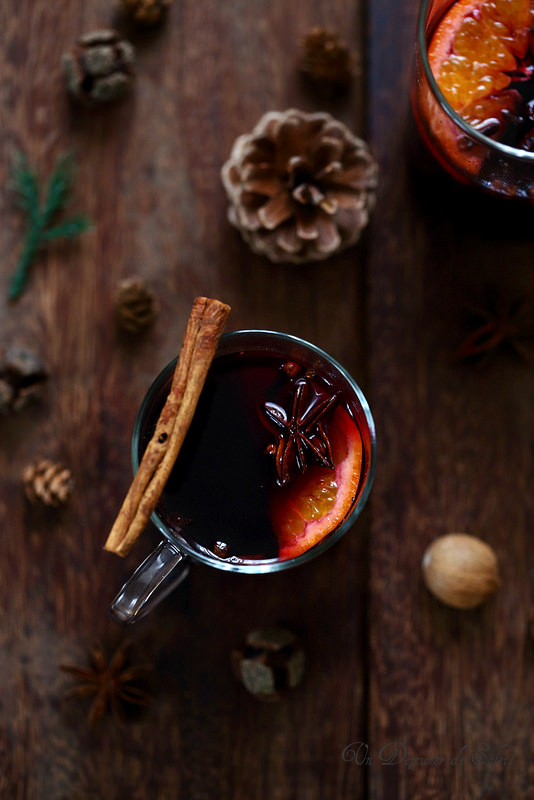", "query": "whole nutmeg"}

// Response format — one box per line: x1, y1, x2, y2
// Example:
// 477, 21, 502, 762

422, 533, 500, 609
232, 627, 305, 702
62, 30, 135, 106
